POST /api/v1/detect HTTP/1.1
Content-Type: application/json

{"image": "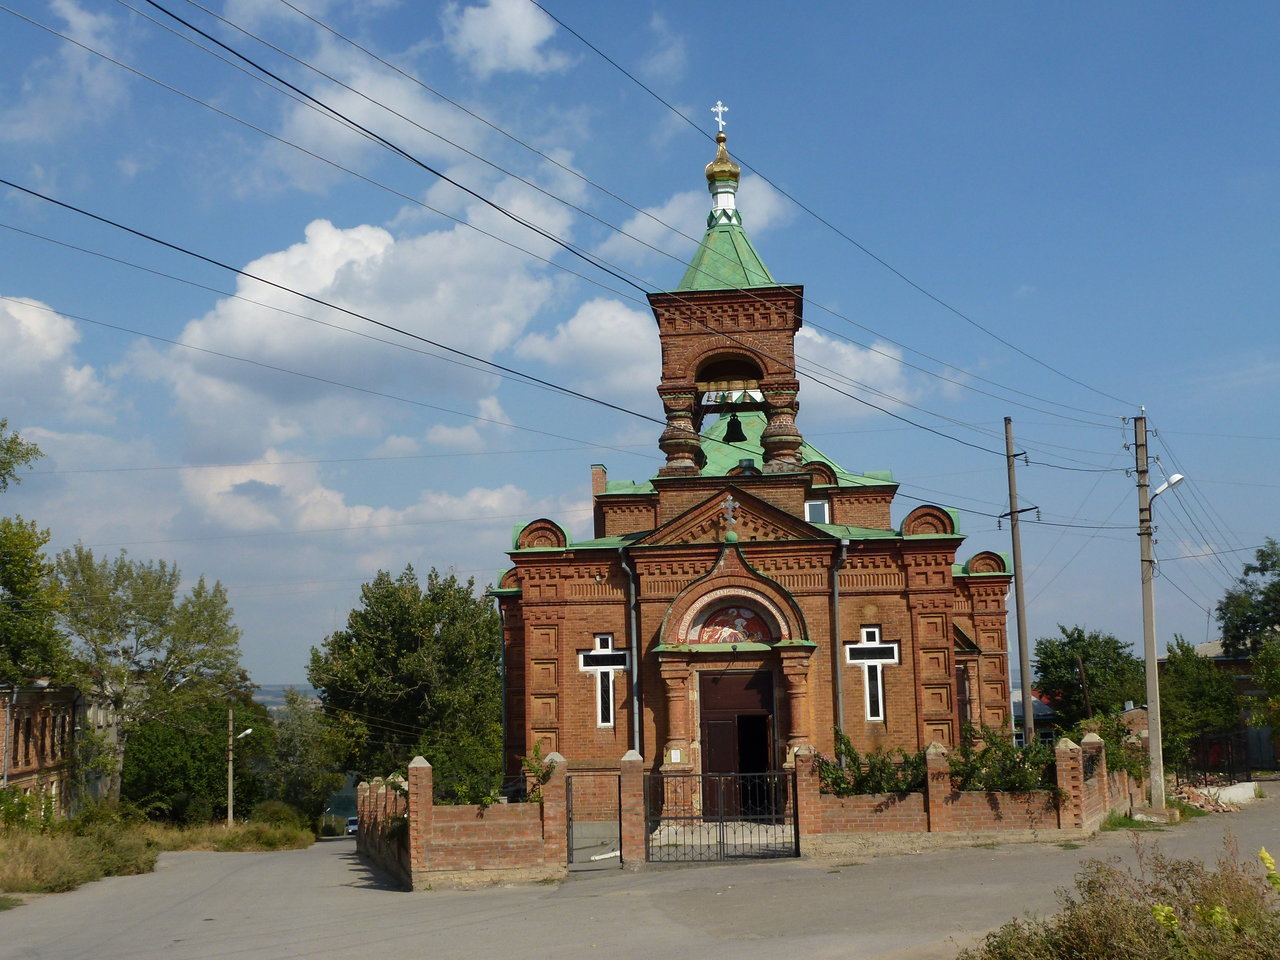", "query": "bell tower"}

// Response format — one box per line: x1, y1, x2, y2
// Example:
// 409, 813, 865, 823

647, 115, 805, 477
